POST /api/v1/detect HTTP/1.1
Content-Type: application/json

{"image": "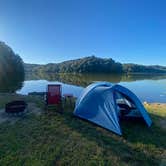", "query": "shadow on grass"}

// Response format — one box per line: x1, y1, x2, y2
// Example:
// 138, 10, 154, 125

6, 98, 164, 165
0, 99, 164, 165
121, 113, 166, 149
55, 108, 164, 165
